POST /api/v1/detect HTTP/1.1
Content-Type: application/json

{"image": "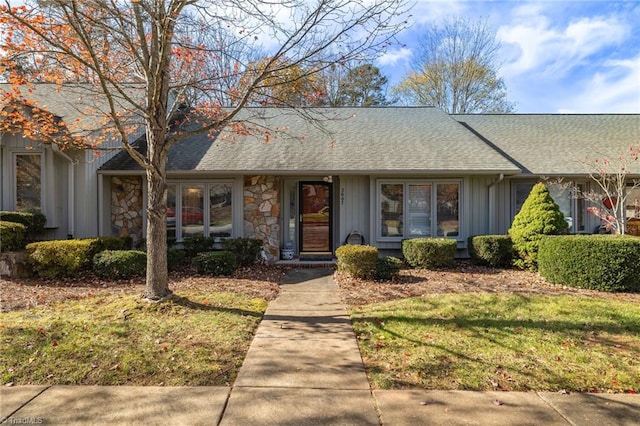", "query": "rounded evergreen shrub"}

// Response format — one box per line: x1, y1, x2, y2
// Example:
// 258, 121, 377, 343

373, 256, 403, 281
193, 251, 237, 276
222, 237, 263, 266
335, 245, 378, 279
539, 235, 640, 292
27, 239, 95, 278
402, 238, 456, 269
508, 183, 568, 270
167, 248, 186, 271
0, 211, 46, 240
93, 250, 147, 279
183, 236, 215, 256
468, 235, 513, 268
0, 221, 27, 252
